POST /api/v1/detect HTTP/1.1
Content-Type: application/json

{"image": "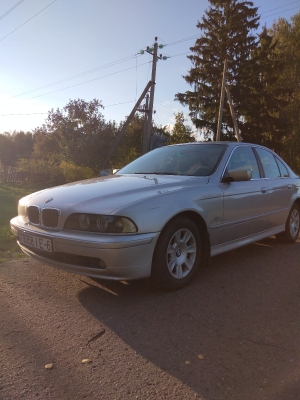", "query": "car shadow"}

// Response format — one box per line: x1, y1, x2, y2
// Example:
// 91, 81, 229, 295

77, 237, 300, 399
